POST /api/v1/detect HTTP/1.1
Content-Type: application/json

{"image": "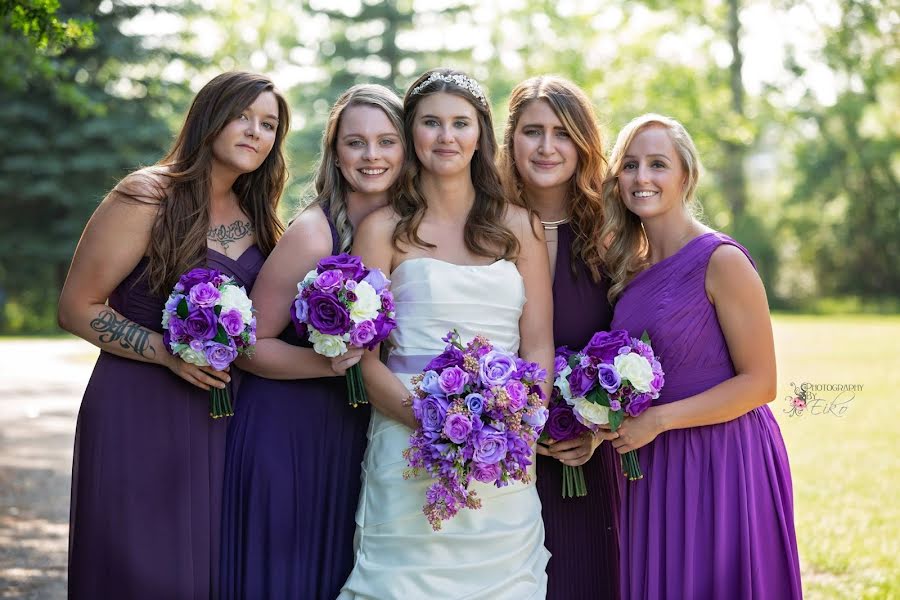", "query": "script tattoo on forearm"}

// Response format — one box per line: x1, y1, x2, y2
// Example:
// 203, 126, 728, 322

89, 310, 156, 359
207, 220, 253, 251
